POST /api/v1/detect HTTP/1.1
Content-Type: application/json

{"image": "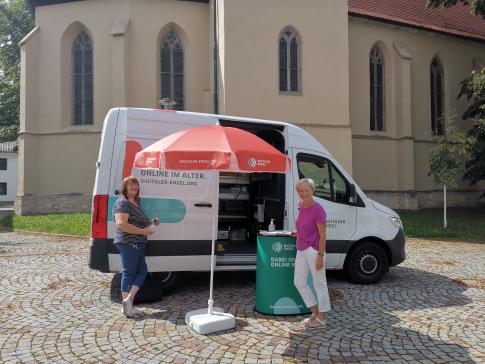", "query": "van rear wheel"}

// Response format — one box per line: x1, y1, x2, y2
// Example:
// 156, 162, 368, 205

154, 271, 178, 292
346, 242, 388, 284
